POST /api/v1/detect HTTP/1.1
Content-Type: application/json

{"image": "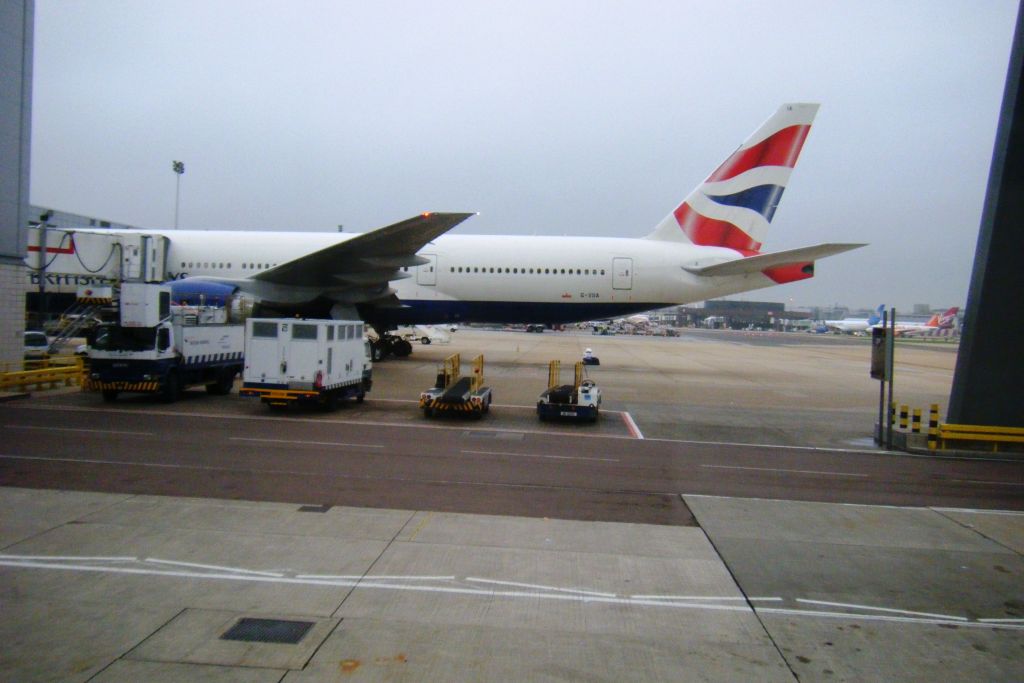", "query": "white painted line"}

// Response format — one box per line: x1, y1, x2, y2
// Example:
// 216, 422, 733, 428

5, 424, 153, 436
296, 575, 456, 581
0, 554, 138, 562
646, 435, 891, 454
631, 595, 782, 602
978, 618, 1024, 623
144, 558, 284, 577
12, 403, 638, 441
755, 606, 1018, 630
466, 577, 617, 598
621, 412, 644, 439
460, 449, 618, 463
3, 556, 1019, 629
685, 494, 1024, 516
701, 464, 869, 478
933, 507, 1024, 517
229, 437, 384, 449
795, 598, 968, 622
